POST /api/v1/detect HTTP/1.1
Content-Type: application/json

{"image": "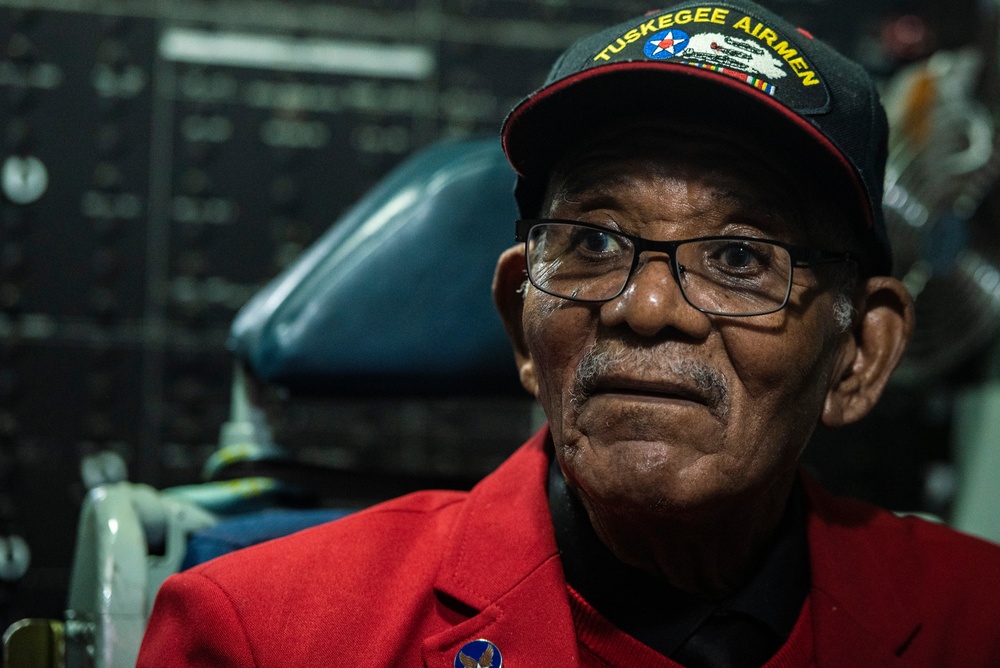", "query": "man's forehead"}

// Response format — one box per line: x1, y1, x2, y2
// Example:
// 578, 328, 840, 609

551, 163, 784, 213
548, 137, 801, 216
